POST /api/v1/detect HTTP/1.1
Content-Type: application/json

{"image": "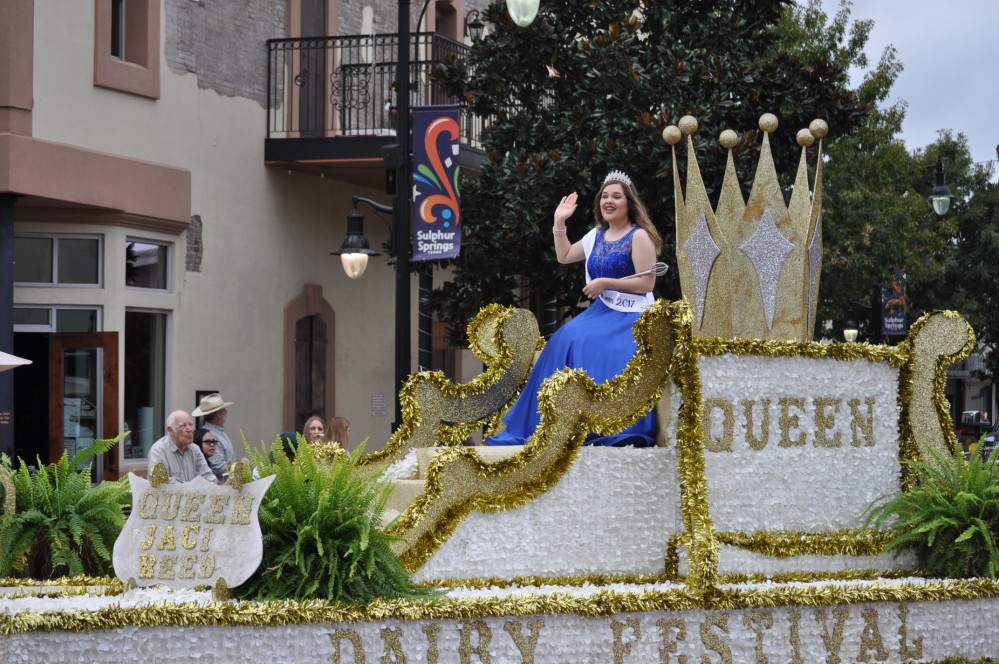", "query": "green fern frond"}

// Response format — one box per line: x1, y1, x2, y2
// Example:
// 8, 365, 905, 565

865, 443, 999, 578
0, 434, 129, 579
236, 437, 436, 603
